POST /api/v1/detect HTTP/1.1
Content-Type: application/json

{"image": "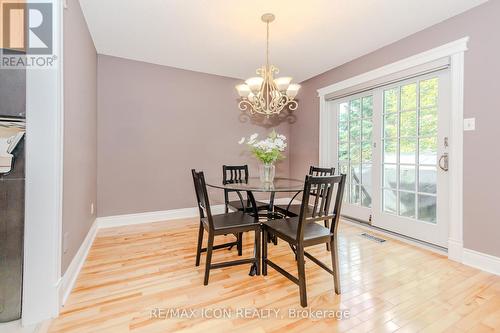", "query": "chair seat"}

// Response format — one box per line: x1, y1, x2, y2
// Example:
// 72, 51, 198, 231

228, 200, 268, 212
202, 211, 259, 234
264, 217, 332, 246
274, 204, 312, 217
